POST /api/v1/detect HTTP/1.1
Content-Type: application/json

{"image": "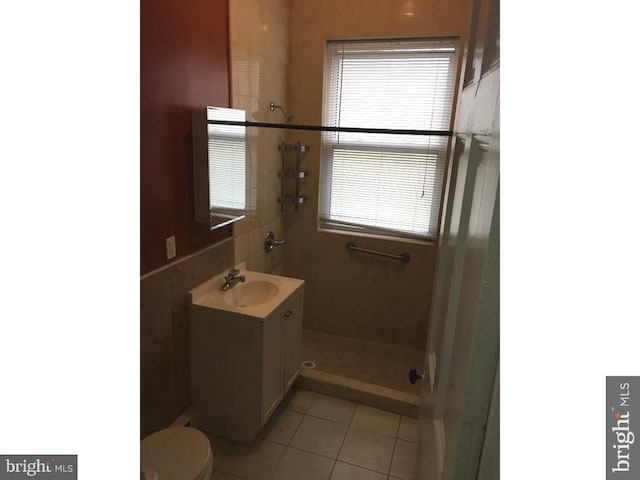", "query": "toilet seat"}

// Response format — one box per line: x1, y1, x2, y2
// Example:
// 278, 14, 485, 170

141, 427, 213, 480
